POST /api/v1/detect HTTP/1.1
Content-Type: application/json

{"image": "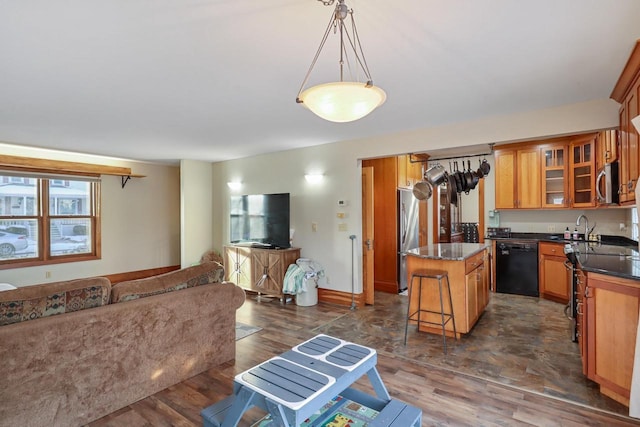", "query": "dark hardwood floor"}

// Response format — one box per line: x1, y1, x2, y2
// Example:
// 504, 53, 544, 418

88, 291, 640, 426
